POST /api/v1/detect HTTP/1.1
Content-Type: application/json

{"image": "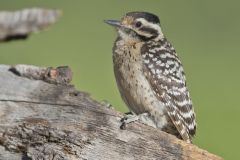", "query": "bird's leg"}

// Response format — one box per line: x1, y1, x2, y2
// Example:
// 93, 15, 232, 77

120, 112, 157, 129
